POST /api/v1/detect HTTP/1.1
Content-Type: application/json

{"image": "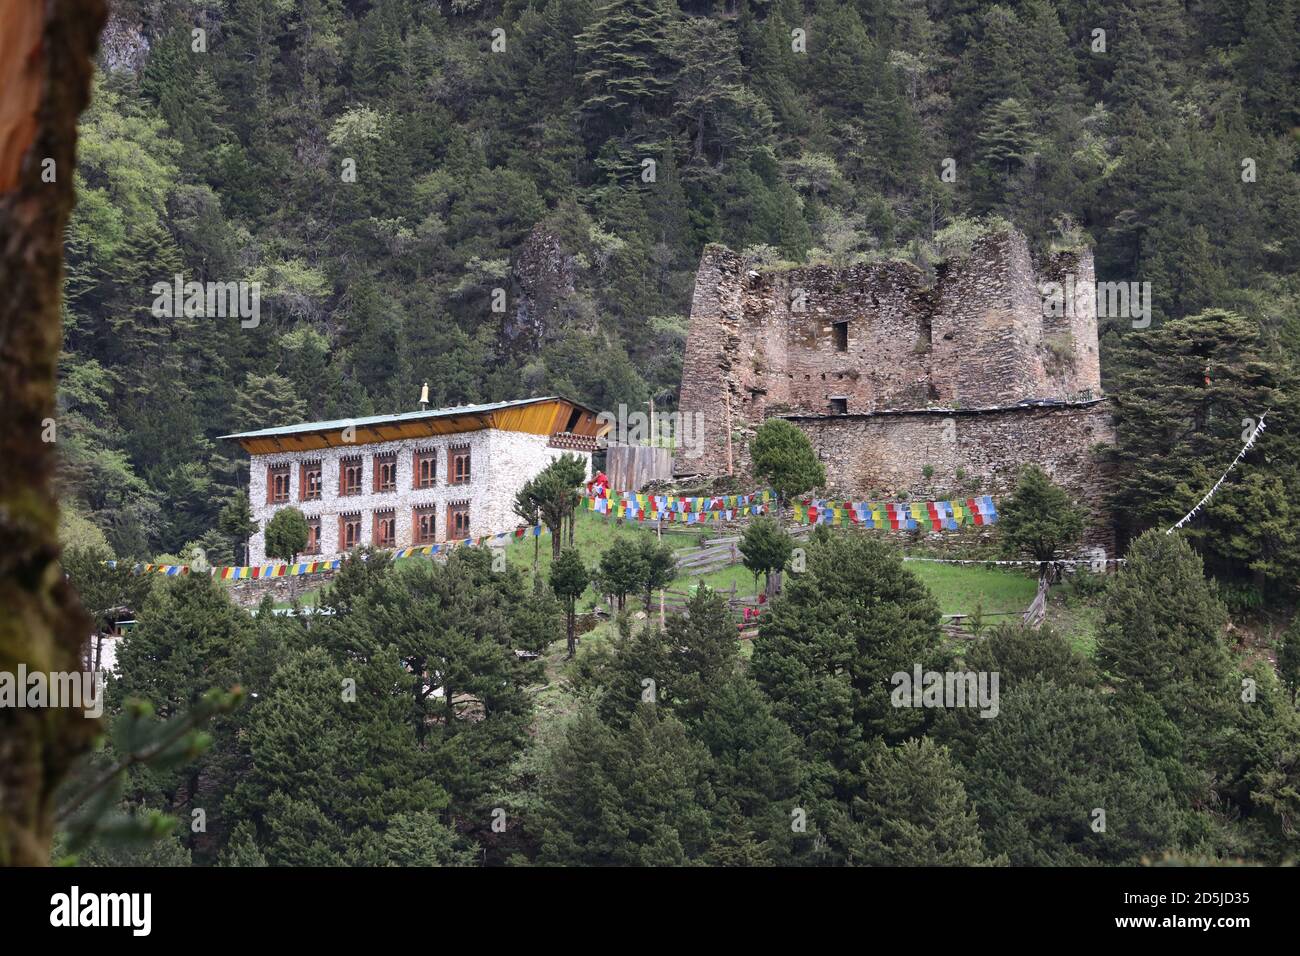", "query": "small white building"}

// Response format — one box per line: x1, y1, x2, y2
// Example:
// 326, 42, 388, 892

222, 396, 602, 564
